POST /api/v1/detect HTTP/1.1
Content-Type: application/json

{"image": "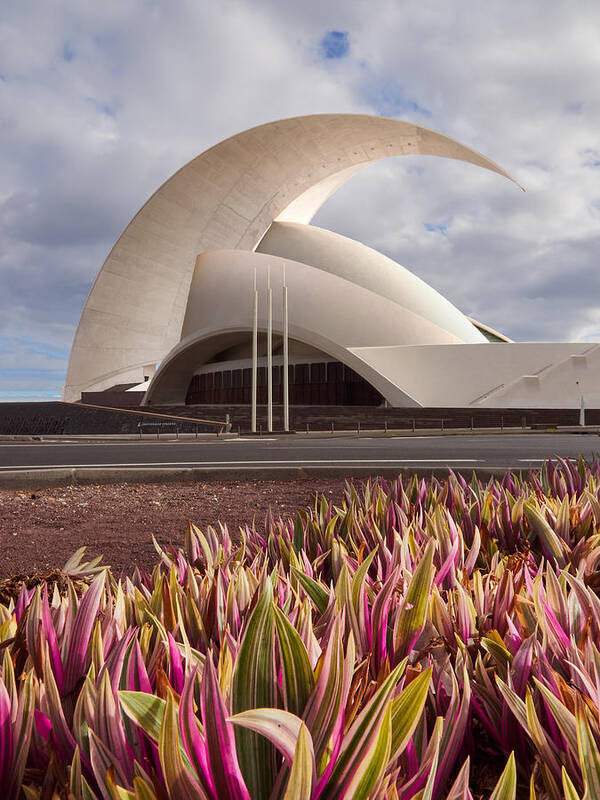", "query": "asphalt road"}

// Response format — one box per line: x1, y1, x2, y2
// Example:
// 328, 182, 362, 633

0, 433, 599, 473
